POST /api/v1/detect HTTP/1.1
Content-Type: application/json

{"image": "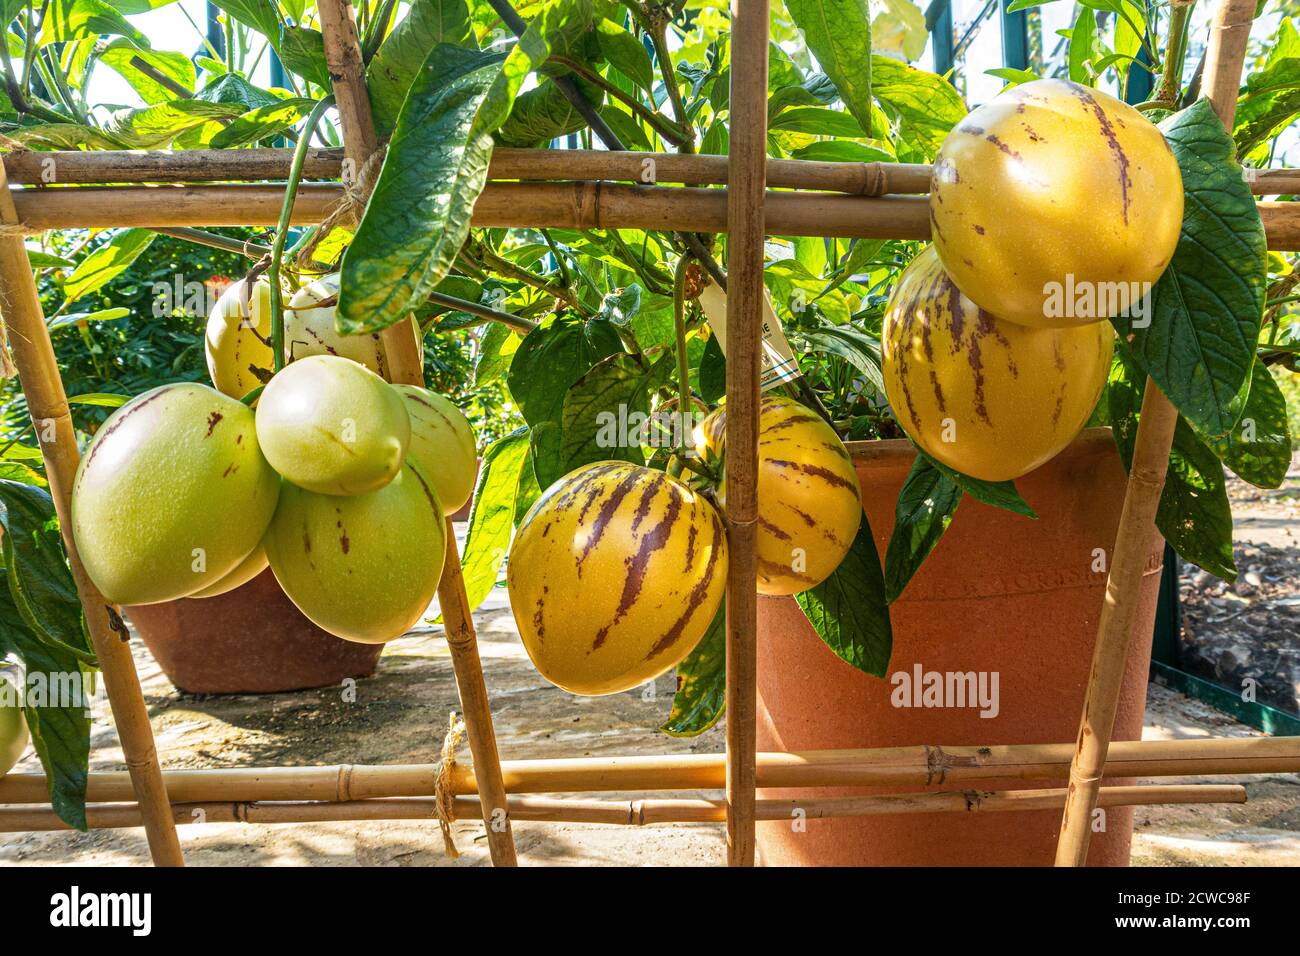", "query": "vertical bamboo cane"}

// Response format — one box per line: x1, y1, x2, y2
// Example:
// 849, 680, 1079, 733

317, 0, 517, 865
723, 0, 769, 867
0, 164, 184, 866
1053, 0, 1258, 867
